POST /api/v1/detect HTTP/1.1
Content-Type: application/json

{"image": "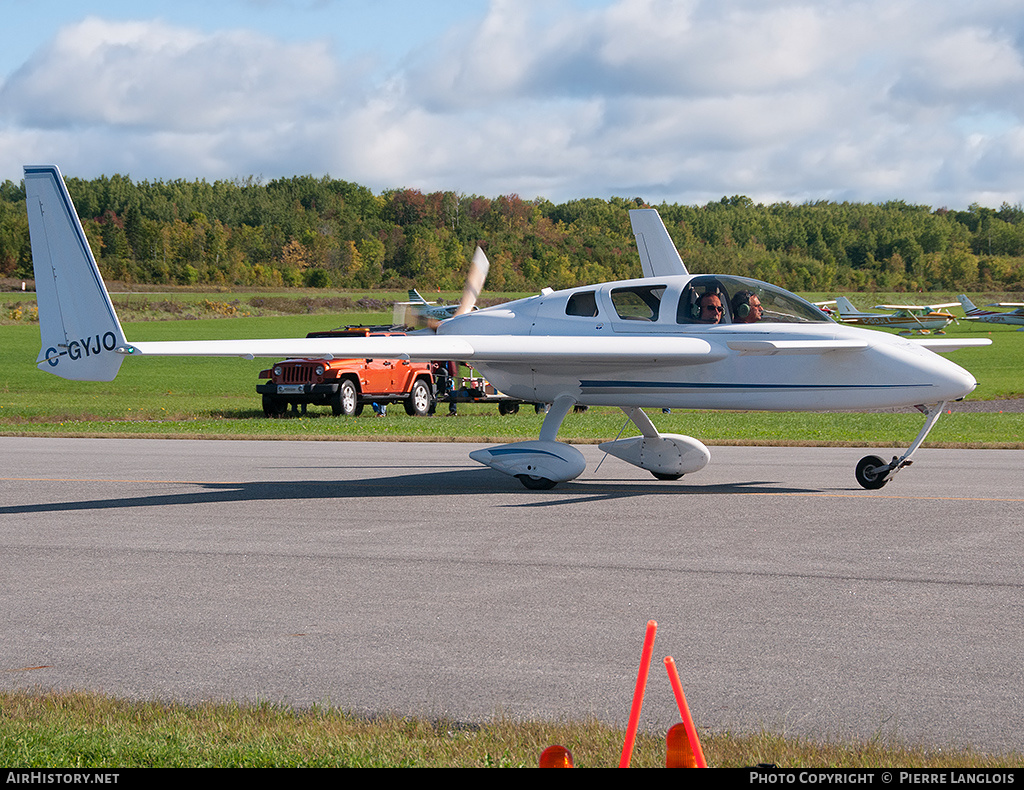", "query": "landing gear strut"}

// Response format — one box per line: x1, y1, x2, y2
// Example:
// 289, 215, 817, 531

855, 401, 947, 490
